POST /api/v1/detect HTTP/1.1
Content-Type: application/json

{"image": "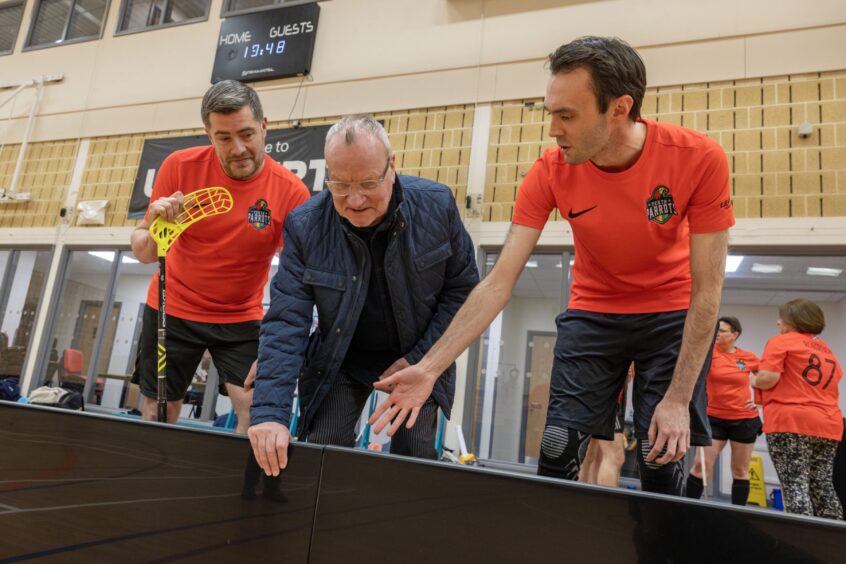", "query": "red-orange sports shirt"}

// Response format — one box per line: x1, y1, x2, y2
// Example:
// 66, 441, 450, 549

145, 146, 310, 323
758, 332, 843, 441
513, 119, 734, 313
706, 345, 760, 420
